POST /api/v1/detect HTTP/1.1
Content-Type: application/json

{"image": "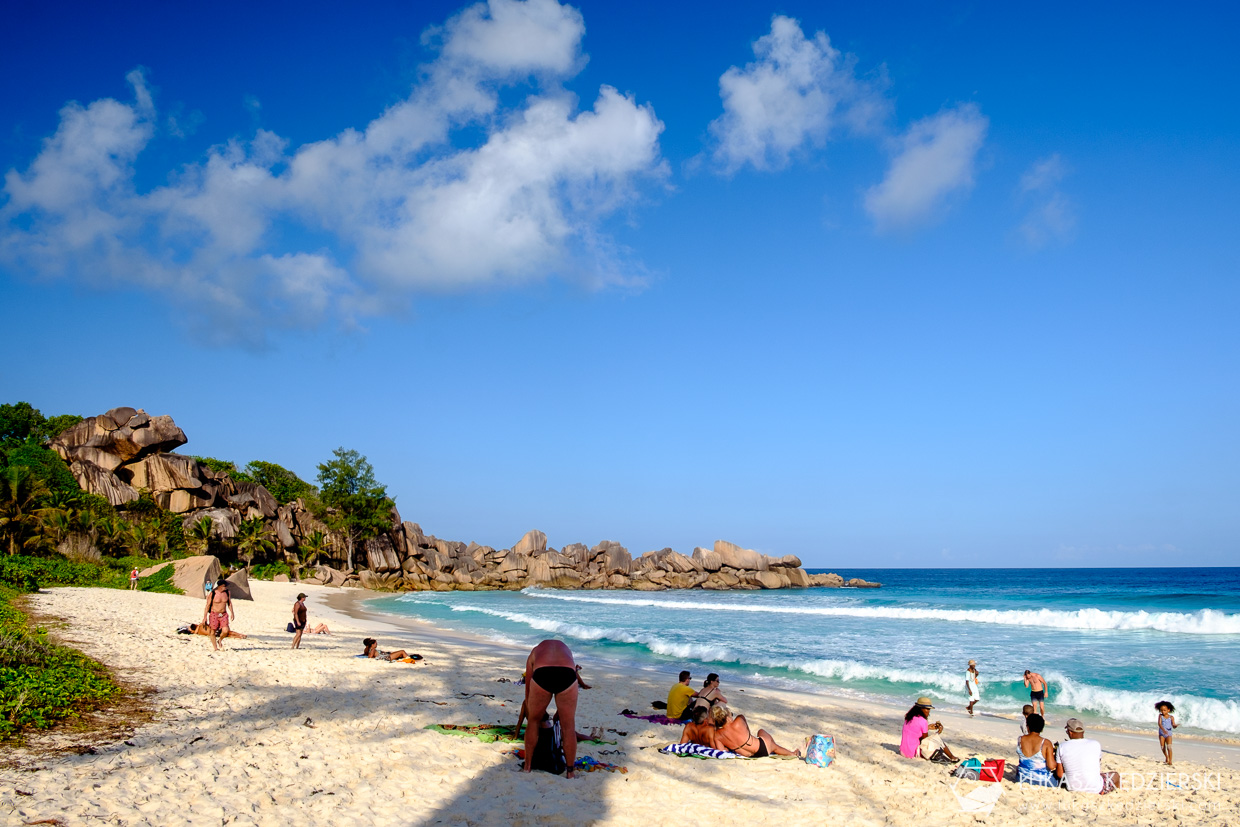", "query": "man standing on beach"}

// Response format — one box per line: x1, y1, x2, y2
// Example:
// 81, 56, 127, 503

291, 593, 308, 649
129, 567, 139, 590
202, 577, 234, 651
1024, 669, 1048, 715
